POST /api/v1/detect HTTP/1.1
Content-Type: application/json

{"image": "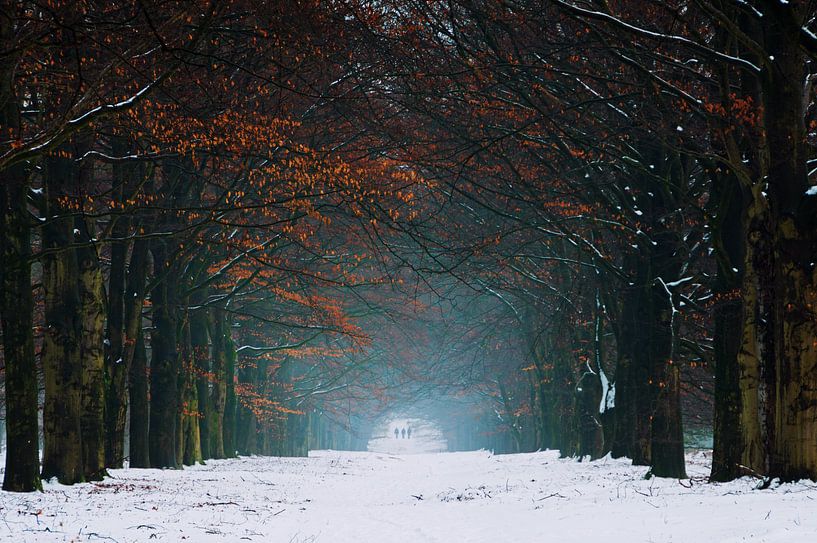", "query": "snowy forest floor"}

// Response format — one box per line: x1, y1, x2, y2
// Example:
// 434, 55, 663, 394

2, 445, 817, 542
